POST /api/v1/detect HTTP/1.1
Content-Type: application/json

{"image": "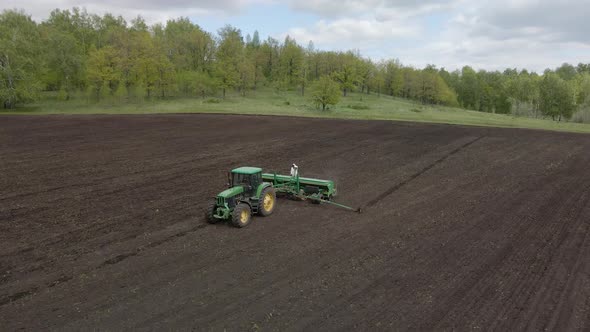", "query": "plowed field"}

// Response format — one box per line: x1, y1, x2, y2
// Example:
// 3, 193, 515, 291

1, 114, 589, 330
